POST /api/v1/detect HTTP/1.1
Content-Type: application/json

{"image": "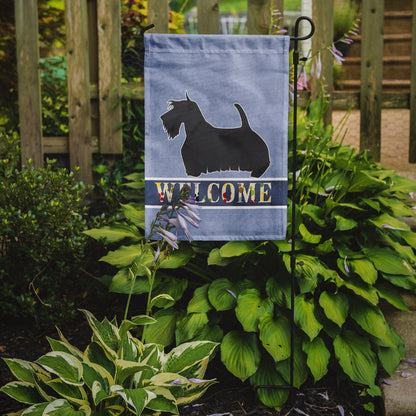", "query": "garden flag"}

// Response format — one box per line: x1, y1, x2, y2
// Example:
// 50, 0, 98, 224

144, 33, 289, 240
